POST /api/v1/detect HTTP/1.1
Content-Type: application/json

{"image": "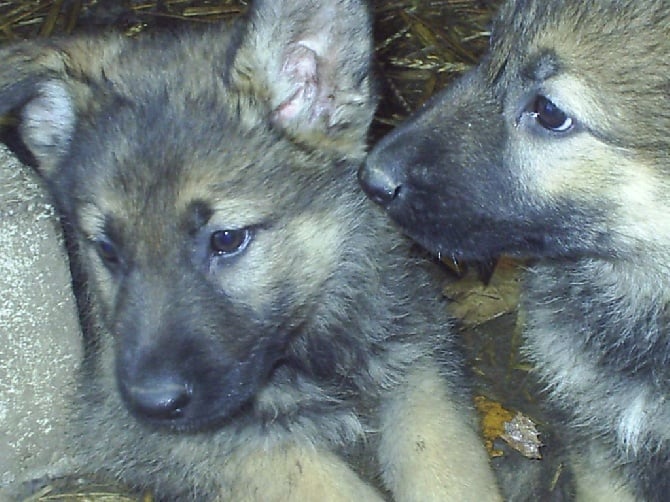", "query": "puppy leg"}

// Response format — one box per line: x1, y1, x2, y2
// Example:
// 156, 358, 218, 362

572, 445, 636, 502
221, 442, 385, 502
378, 362, 502, 501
